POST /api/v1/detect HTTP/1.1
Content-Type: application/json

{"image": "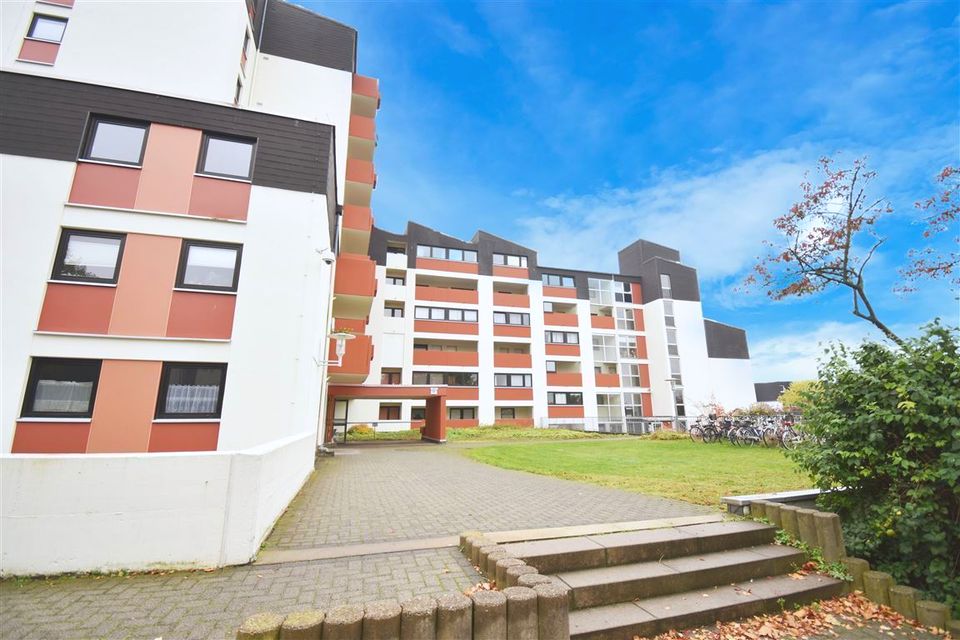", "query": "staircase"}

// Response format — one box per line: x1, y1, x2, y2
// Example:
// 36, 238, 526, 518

499, 520, 844, 640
